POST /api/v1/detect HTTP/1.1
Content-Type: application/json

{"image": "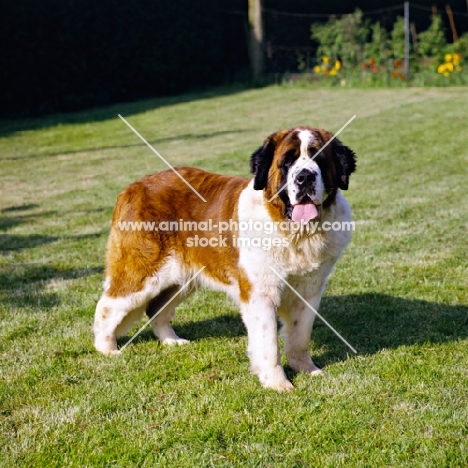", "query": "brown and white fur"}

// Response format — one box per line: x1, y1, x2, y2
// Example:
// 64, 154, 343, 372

93, 127, 356, 391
